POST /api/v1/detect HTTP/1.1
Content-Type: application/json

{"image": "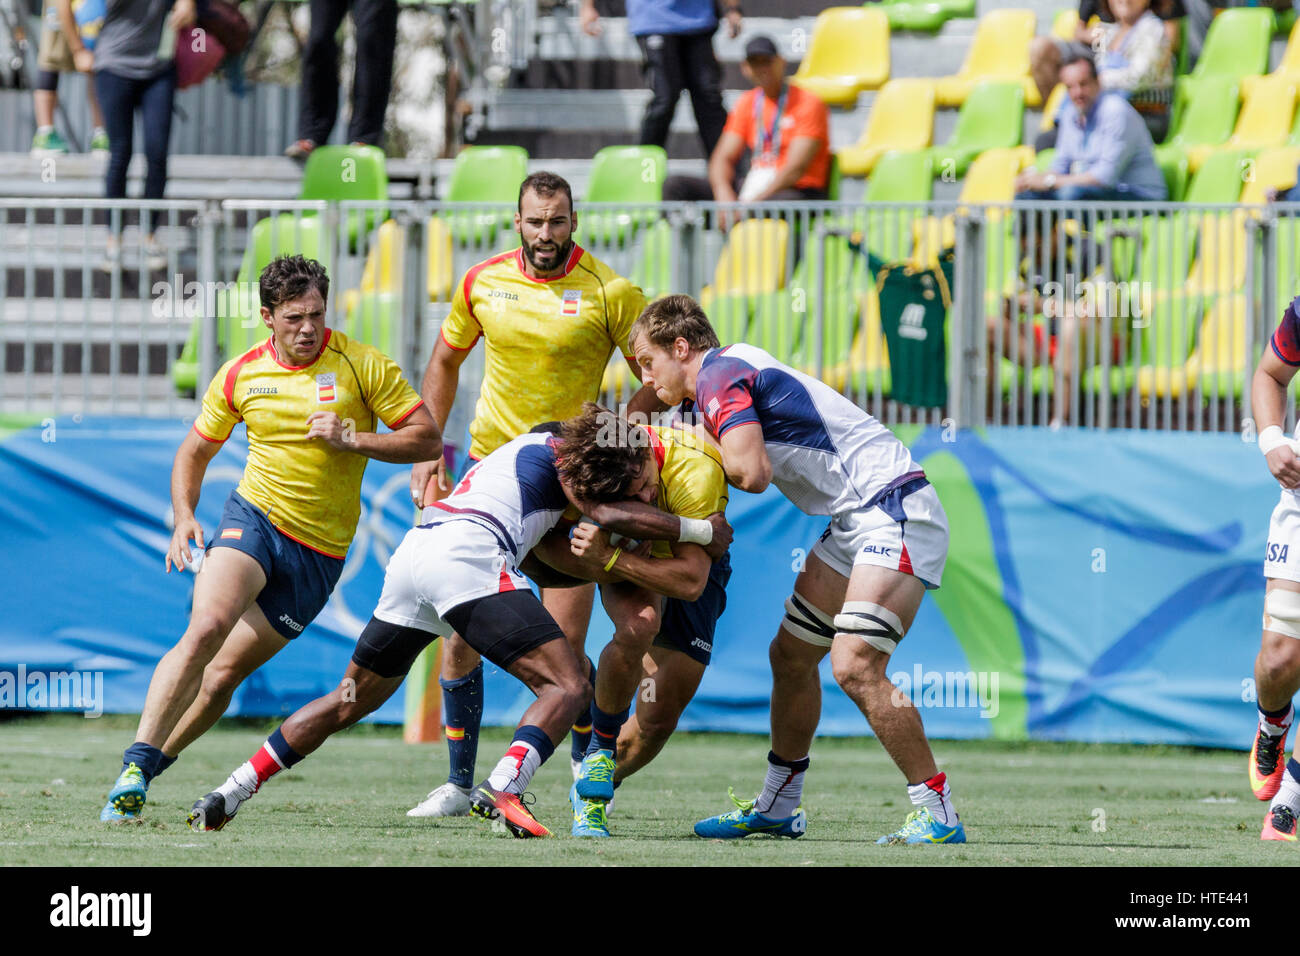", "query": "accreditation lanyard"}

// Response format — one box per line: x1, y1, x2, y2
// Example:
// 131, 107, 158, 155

754, 85, 787, 165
